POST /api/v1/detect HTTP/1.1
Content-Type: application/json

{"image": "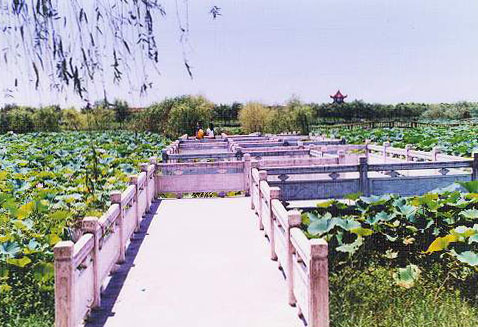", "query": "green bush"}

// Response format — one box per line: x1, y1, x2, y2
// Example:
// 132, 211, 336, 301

84, 107, 116, 130
61, 108, 87, 130
1, 108, 35, 133
264, 98, 313, 135
266, 108, 292, 134
33, 106, 62, 132
238, 102, 271, 134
